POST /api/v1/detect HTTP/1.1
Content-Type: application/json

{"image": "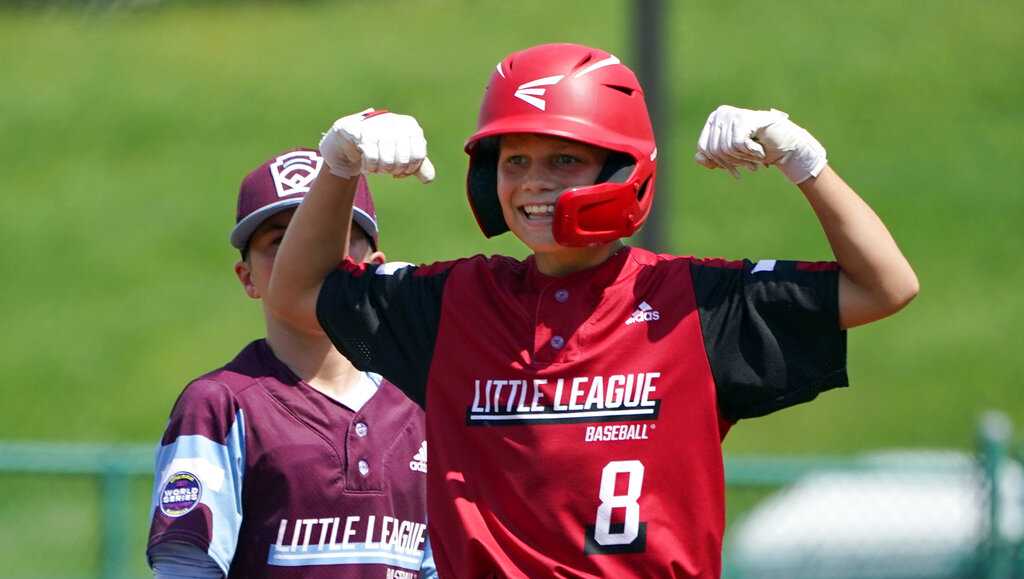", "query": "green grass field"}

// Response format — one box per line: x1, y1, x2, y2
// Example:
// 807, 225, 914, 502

1, 0, 1022, 576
